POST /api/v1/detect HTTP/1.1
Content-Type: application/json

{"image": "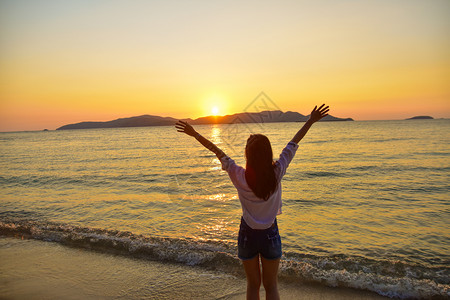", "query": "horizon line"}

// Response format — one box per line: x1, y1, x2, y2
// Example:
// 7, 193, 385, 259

1, 117, 446, 133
